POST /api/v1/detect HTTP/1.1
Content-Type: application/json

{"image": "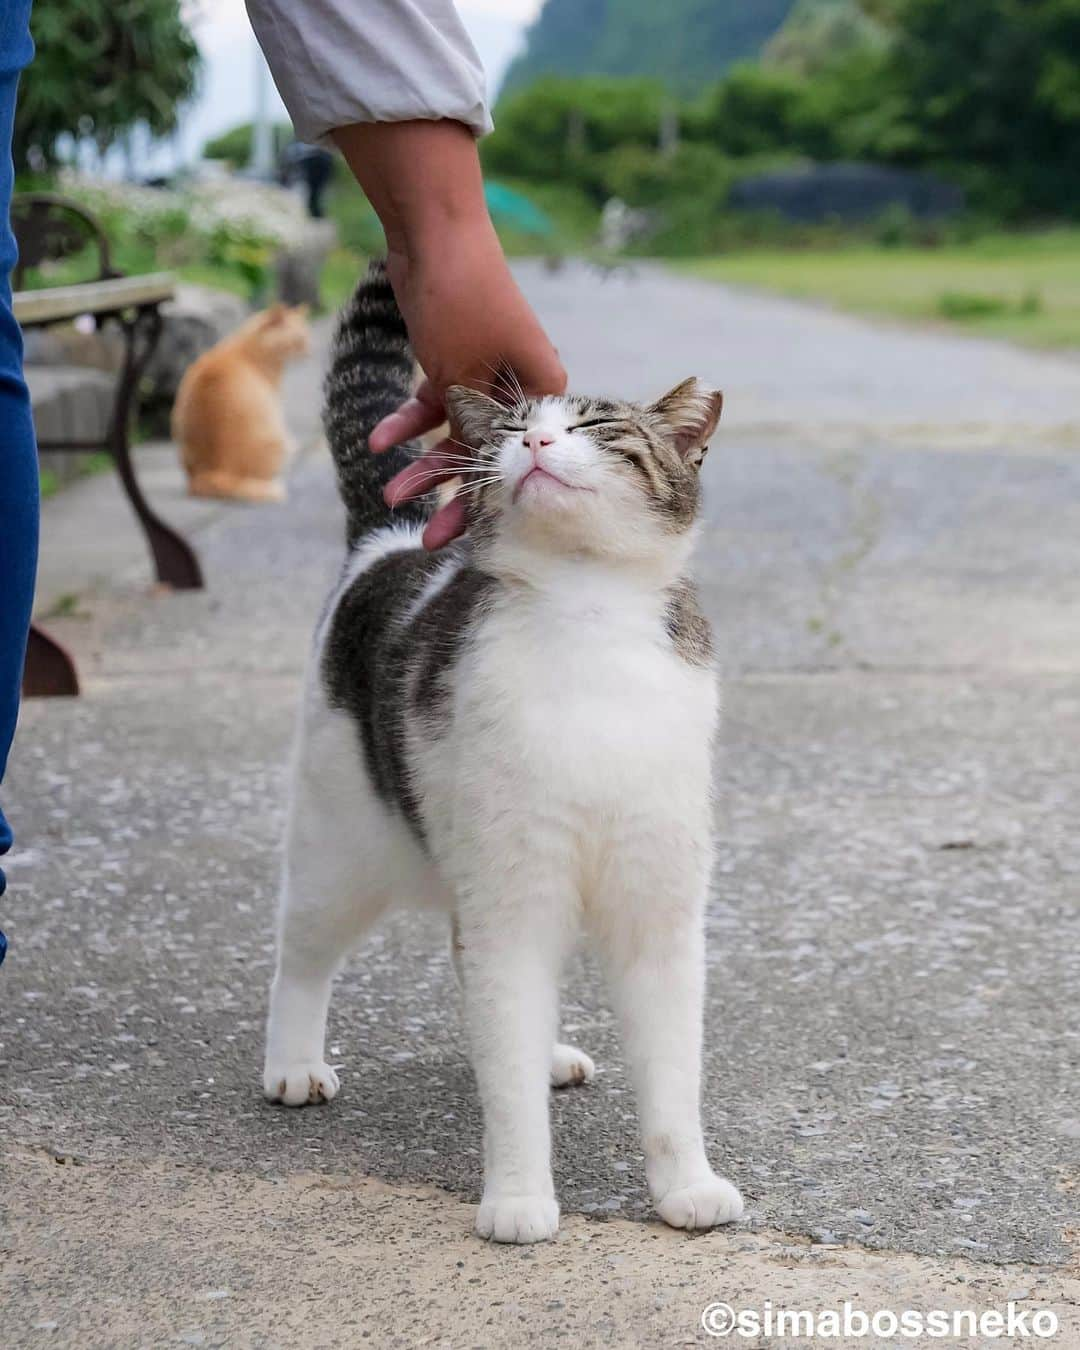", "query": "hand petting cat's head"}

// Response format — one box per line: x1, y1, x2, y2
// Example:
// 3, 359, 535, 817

446, 379, 722, 568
